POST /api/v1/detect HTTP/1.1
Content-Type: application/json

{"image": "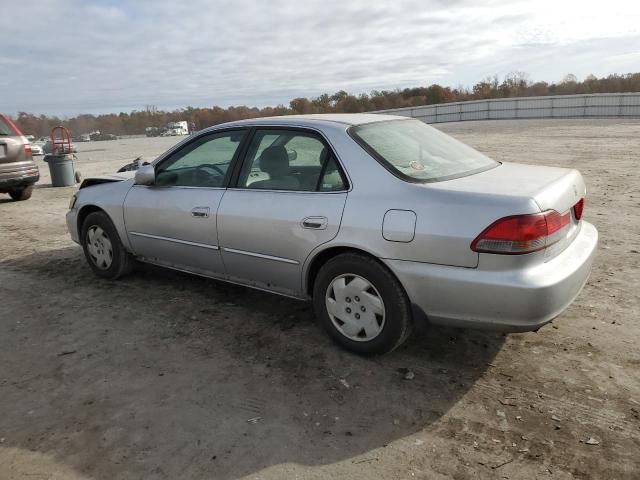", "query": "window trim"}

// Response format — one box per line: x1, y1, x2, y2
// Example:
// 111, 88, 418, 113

228, 126, 350, 194
347, 119, 499, 184
150, 127, 250, 189
314, 147, 331, 191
